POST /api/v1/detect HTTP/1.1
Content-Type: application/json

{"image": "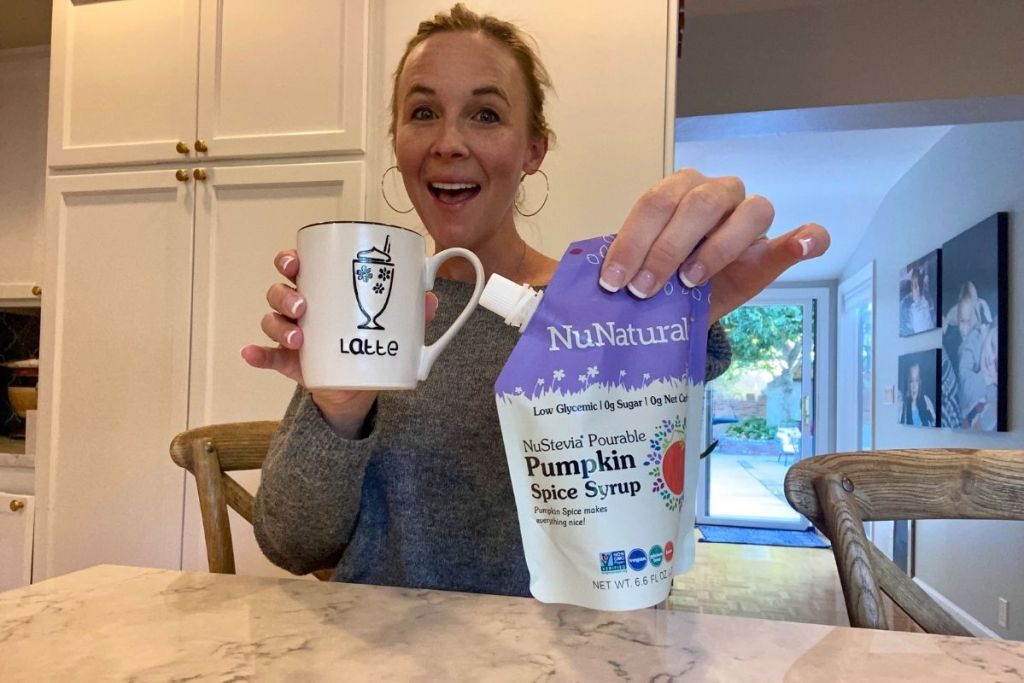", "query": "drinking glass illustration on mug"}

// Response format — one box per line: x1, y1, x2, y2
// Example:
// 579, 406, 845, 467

352, 236, 394, 330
